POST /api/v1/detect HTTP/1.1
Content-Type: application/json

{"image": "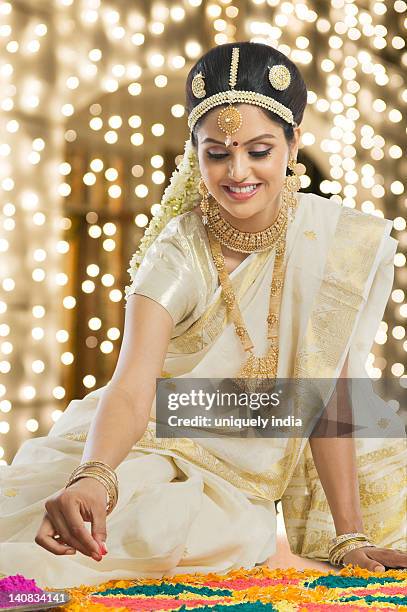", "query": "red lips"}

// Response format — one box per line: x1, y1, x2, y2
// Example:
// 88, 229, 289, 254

222, 182, 260, 188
